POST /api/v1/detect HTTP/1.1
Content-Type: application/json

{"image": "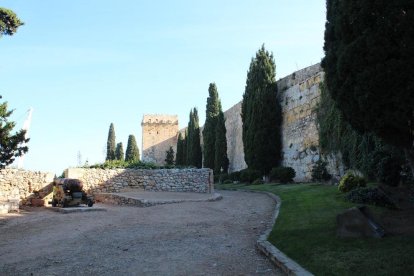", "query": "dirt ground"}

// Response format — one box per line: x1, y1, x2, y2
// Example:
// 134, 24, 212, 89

0, 190, 283, 275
